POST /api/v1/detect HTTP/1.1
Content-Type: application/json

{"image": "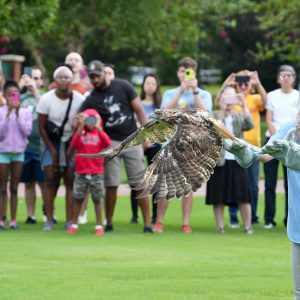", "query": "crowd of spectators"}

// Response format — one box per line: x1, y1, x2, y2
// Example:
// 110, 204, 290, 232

0, 54, 297, 237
